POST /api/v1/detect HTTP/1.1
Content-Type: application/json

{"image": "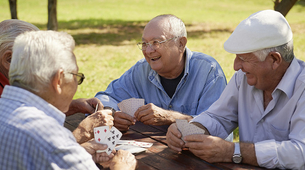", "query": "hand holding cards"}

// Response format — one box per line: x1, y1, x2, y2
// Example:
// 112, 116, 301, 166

176, 119, 205, 142
94, 126, 122, 155
118, 98, 144, 117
